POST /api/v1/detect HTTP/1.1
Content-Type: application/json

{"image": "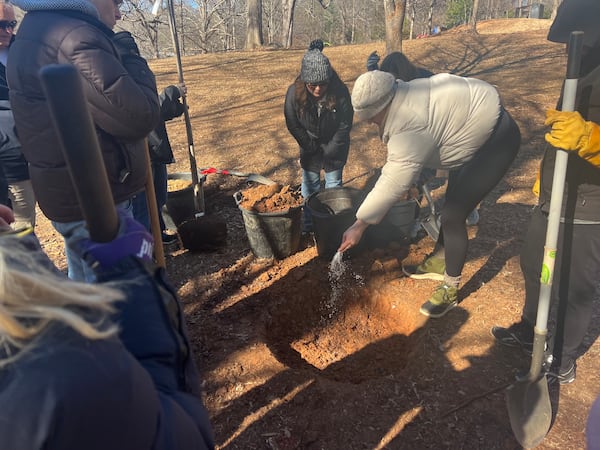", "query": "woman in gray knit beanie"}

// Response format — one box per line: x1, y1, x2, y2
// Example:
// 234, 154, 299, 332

284, 39, 354, 233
